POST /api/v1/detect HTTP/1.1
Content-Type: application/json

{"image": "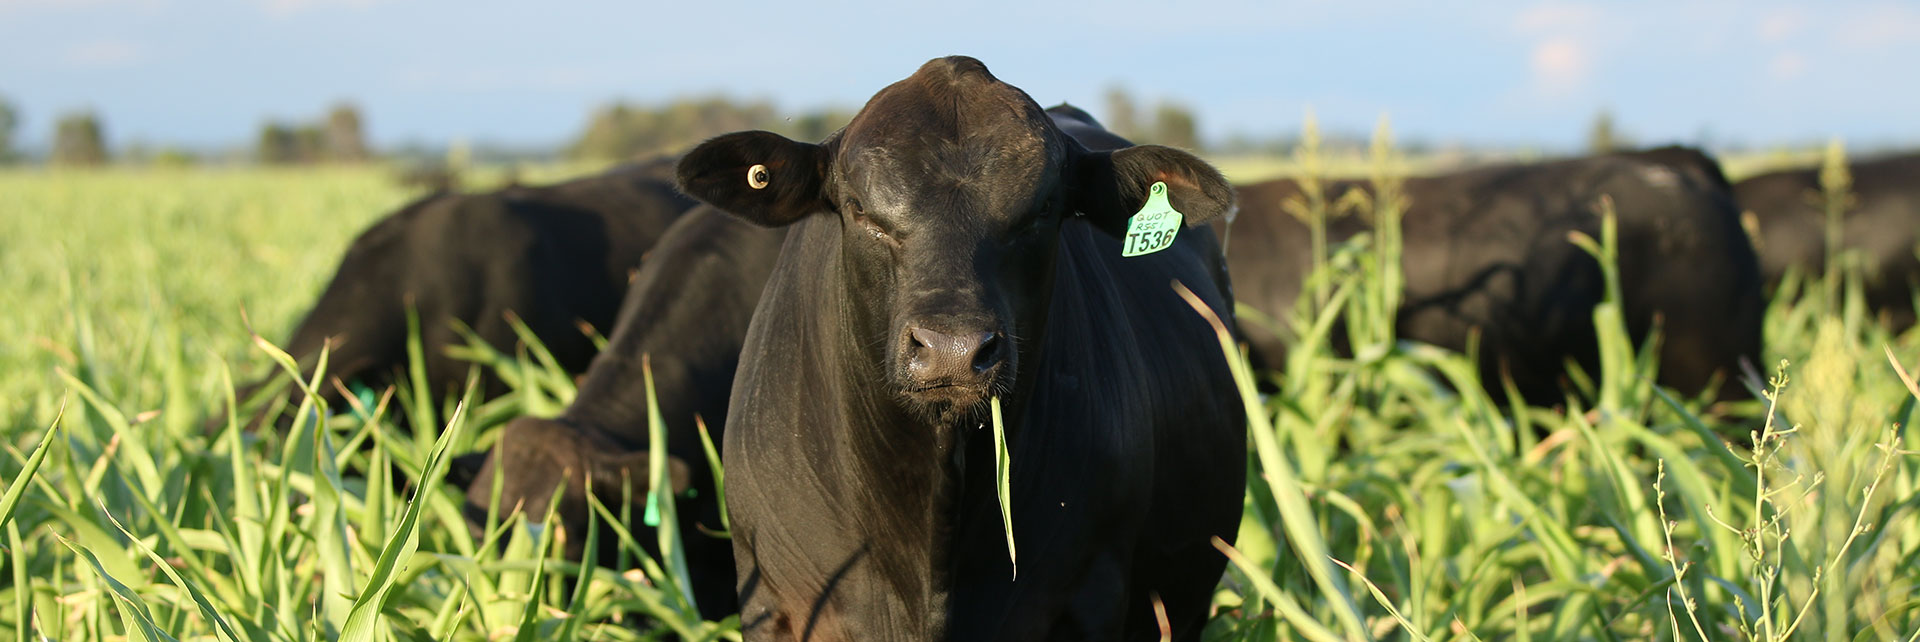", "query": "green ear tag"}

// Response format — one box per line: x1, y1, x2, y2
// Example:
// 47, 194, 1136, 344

349, 382, 377, 410
1121, 182, 1182, 257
